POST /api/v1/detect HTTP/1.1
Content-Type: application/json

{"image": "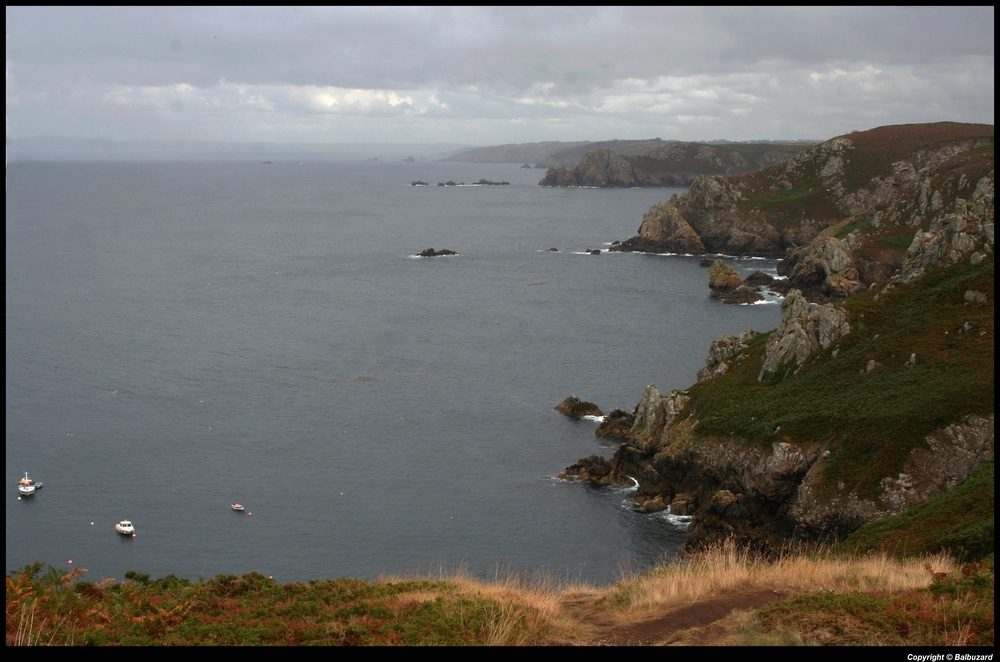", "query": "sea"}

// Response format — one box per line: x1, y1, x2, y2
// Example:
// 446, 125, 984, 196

6, 157, 783, 587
